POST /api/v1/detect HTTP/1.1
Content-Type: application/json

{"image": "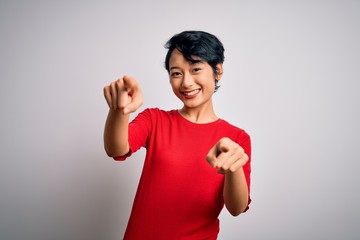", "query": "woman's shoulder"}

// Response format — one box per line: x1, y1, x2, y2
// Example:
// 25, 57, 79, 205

135, 107, 178, 123
218, 118, 250, 140
140, 107, 176, 116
